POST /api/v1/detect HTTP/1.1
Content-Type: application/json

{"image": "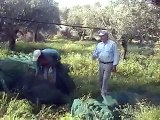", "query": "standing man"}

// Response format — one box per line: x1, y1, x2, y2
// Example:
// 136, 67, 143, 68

92, 30, 119, 97
32, 48, 61, 83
